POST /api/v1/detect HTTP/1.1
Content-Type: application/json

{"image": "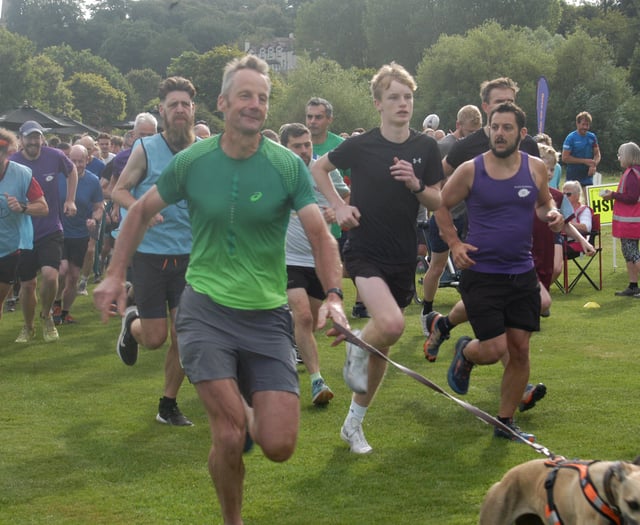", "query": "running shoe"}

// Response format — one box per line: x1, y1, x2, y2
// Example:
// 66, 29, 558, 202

15, 326, 35, 343
447, 336, 473, 394
519, 383, 547, 412
351, 302, 370, 319
423, 311, 449, 362
42, 316, 59, 342
340, 417, 372, 454
343, 330, 369, 394
117, 306, 139, 366
311, 378, 334, 405
420, 311, 431, 337
77, 278, 88, 296
52, 304, 63, 325
494, 418, 536, 443
156, 398, 193, 426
